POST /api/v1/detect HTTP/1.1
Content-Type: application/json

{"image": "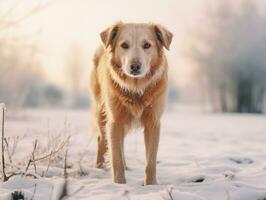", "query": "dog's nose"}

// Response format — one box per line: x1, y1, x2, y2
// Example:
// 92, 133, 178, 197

130, 62, 141, 75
